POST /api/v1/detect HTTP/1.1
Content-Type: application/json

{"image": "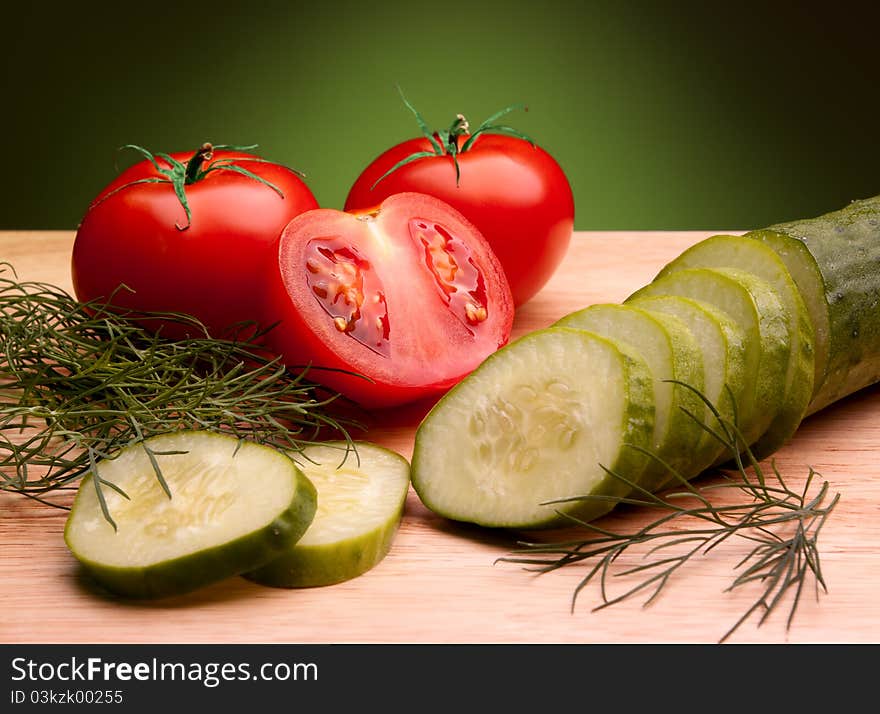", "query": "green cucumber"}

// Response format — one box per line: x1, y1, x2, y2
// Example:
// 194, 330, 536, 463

245, 441, 410, 588
652, 234, 815, 453
554, 304, 710, 487
748, 194, 880, 413
411, 327, 655, 529
64, 431, 317, 599
628, 267, 790, 456
411, 194, 880, 529
626, 294, 749, 473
